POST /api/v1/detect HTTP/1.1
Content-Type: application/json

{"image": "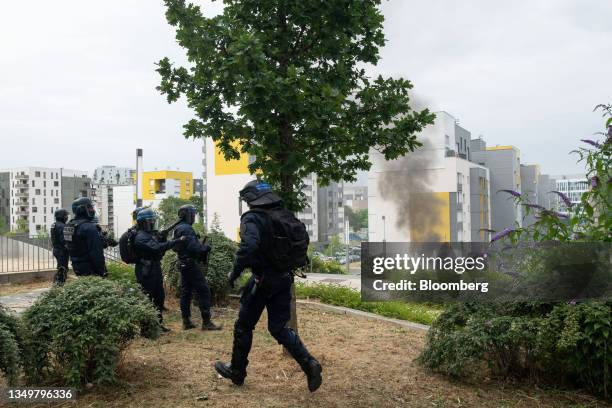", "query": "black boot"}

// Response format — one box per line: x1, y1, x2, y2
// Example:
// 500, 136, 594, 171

300, 357, 323, 392
182, 317, 196, 330
284, 330, 323, 392
214, 361, 245, 386
201, 312, 222, 330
